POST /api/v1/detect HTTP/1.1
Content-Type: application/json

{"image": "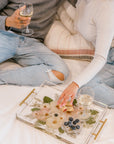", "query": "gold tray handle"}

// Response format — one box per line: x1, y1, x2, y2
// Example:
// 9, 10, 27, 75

19, 88, 35, 106
92, 119, 107, 140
